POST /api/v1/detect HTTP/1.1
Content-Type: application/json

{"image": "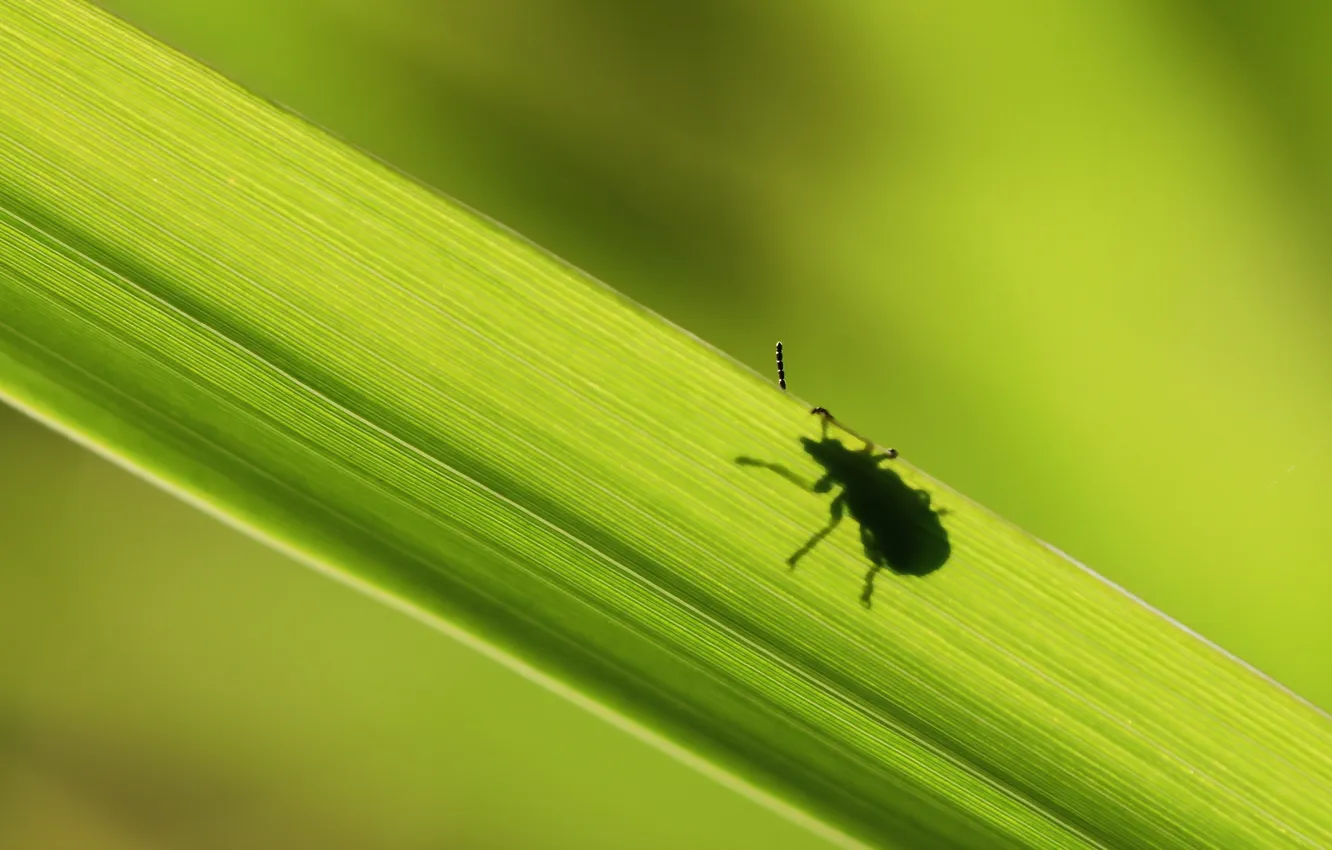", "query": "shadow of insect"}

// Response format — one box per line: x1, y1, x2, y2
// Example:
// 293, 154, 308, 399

745, 343, 952, 605
737, 412, 951, 607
